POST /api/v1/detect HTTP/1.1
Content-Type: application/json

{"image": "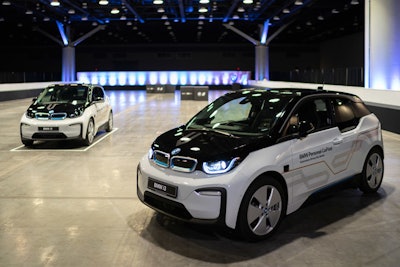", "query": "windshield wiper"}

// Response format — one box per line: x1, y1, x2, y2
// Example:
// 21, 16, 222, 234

186, 126, 236, 137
